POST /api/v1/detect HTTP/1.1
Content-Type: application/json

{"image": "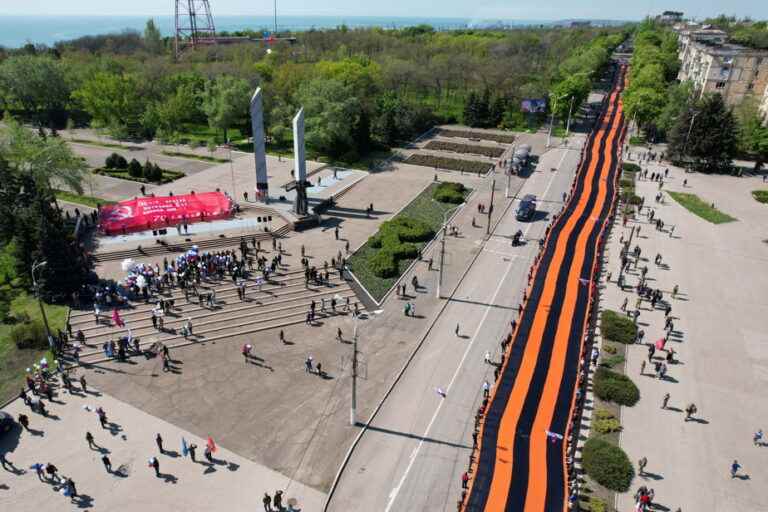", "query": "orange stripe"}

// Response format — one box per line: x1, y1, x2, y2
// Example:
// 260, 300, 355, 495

483, 89, 617, 510
524, 89, 622, 511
